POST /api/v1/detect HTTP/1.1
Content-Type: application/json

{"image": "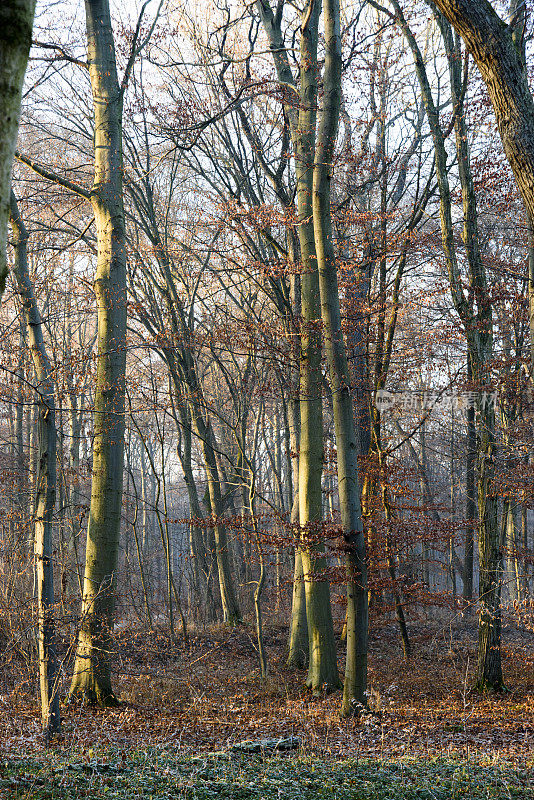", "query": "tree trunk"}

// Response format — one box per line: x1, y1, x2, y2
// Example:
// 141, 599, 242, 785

464, 362, 476, 602
286, 382, 308, 669
69, 0, 127, 705
475, 389, 503, 691
0, 0, 36, 299
10, 192, 60, 735
257, 0, 339, 694
176, 411, 216, 620
296, 0, 339, 694
398, 2, 503, 691
504, 501, 520, 603
287, 496, 309, 668
432, 0, 534, 225
312, 0, 367, 712
127, 457, 153, 629
528, 217, 534, 382
190, 405, 241, 623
